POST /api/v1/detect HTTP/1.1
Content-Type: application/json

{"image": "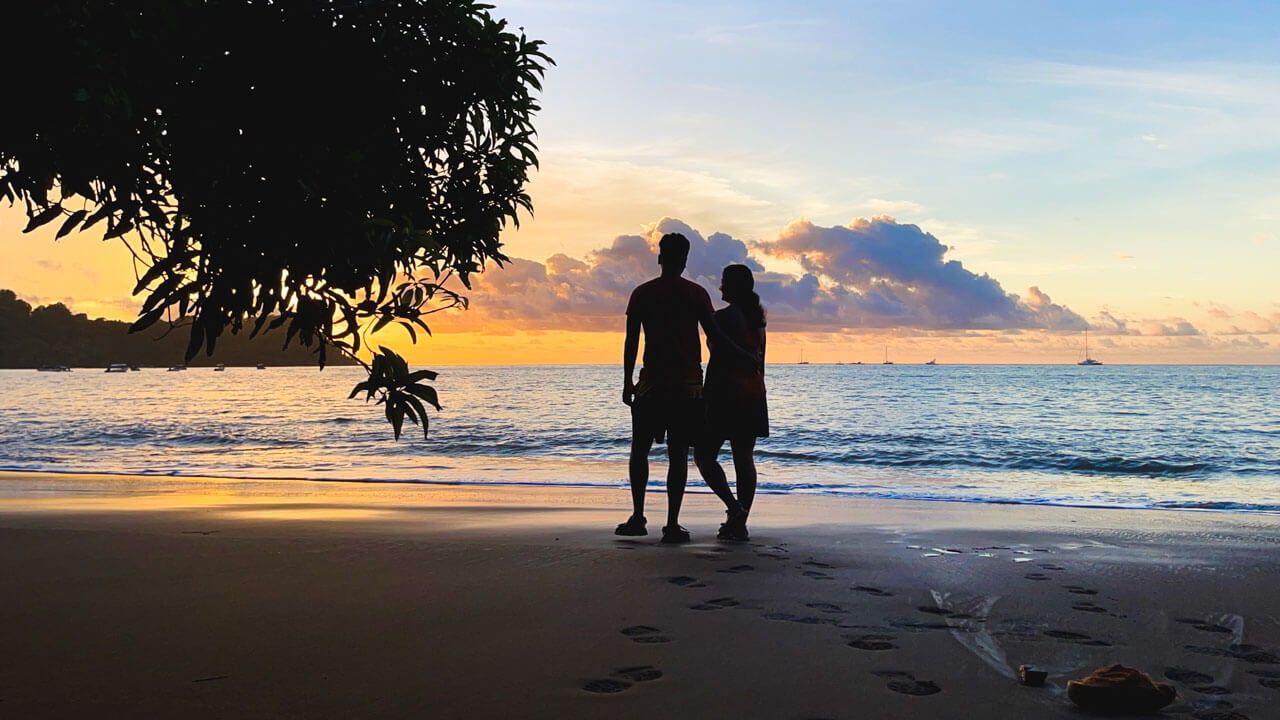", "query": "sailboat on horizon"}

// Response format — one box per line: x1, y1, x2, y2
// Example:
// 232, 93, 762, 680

1078, 327, 1102, 366
882, 345, 893, 365
798, 348, 809, 365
